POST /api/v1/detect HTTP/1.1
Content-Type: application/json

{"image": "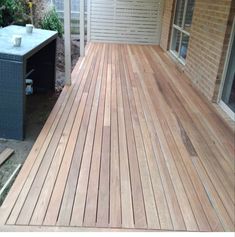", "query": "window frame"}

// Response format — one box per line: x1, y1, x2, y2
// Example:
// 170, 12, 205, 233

218, 16, 235, 121
170, 0, 193, 65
